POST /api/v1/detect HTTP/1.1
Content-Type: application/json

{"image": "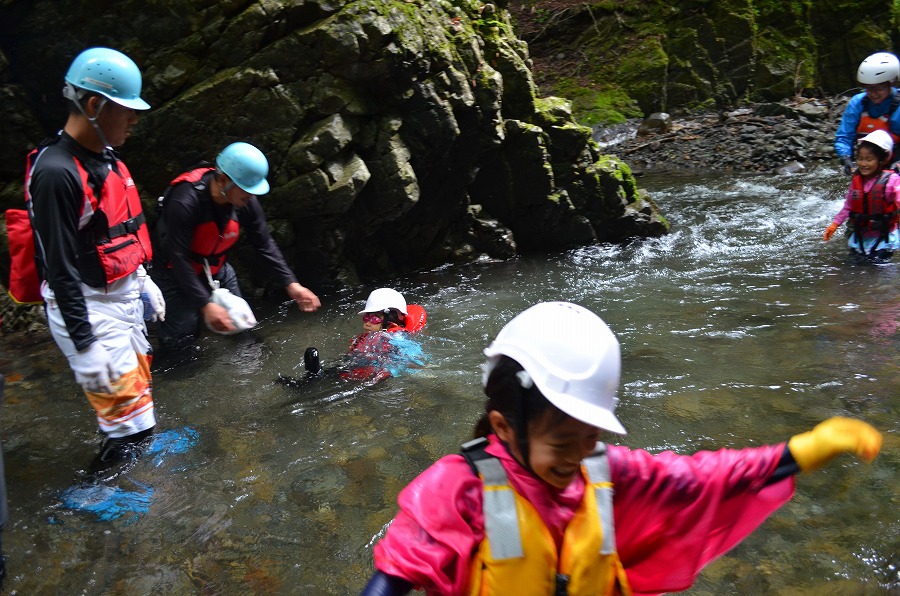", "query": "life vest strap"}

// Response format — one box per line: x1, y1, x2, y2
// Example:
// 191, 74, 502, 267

473, 457, 525, 560
583, 443, 616, 555
106, 211, 146, 238
461, 437, 525, 560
